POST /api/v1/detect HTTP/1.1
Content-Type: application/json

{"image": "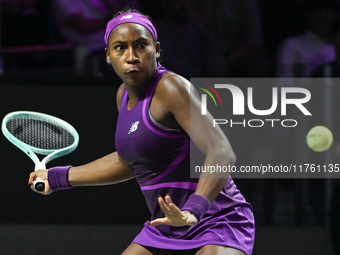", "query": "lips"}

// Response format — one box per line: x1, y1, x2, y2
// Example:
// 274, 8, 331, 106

126, 68, 140, 74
